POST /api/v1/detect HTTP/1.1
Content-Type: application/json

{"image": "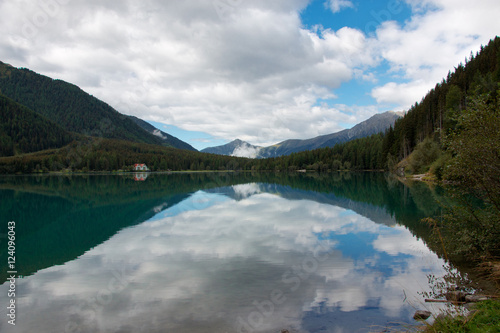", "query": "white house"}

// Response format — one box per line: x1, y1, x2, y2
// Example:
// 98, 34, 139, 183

134, 164, 149, 171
